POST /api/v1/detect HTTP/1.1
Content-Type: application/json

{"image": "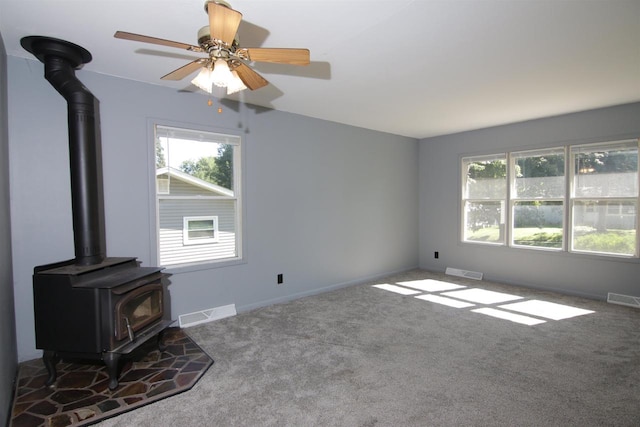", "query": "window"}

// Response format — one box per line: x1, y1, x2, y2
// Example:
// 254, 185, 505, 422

155, 125, 242, 266
570, 140, 638, 256
183, 216, 219, 245
511, 148, 565, 250
461, 155, 507, 245
461, 139, 639, 258
156, 176, 170, 195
